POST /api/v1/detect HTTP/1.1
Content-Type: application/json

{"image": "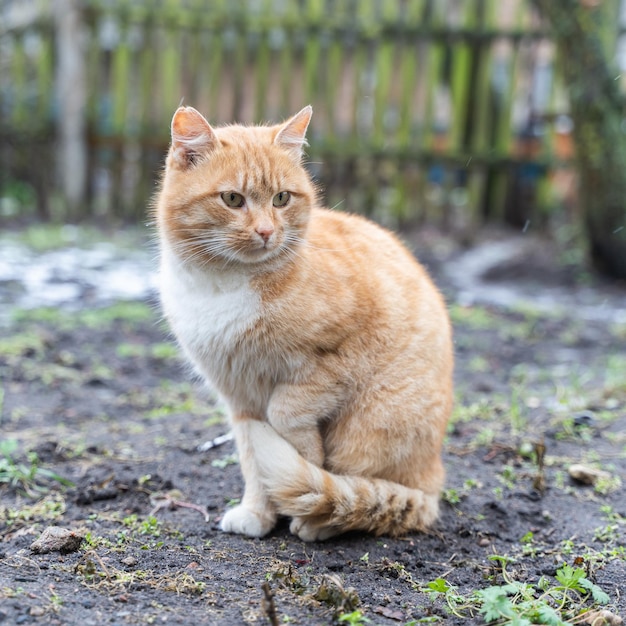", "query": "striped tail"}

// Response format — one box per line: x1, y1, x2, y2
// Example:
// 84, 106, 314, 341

249, 421, 440, 542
